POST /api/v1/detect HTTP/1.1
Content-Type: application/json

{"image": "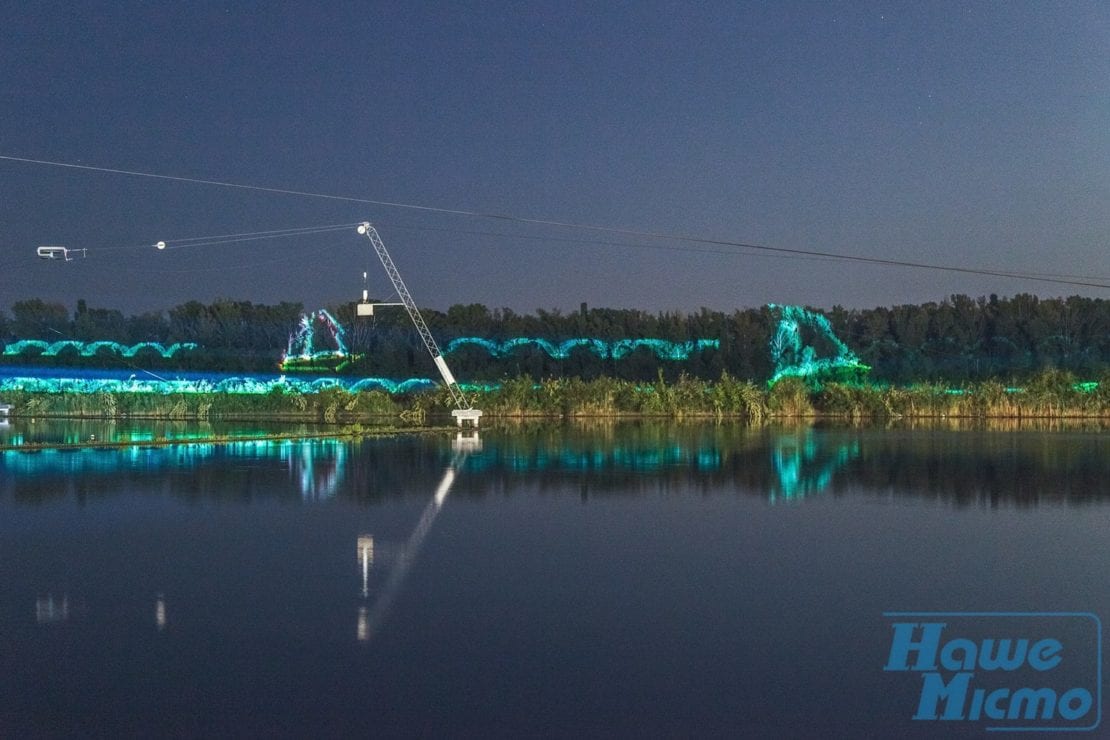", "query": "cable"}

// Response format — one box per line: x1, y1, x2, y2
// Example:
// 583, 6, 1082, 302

165, 222, 363, 243
45, 328, 169, 383
8, 213, 1103, 286
161, 225, 356, 250
375, 221, 844, 266
376, 221, 1107, 282
67, 215, 1110, 285
122, 248, 337, 274
91, 222, 361, 252
1, 153, 1107, 289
